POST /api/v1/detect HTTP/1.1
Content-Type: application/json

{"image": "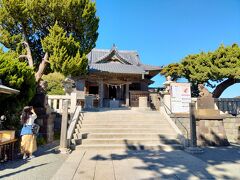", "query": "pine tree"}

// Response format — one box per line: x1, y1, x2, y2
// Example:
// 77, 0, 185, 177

160, 44, 240, 98
0, 0, 99, 82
